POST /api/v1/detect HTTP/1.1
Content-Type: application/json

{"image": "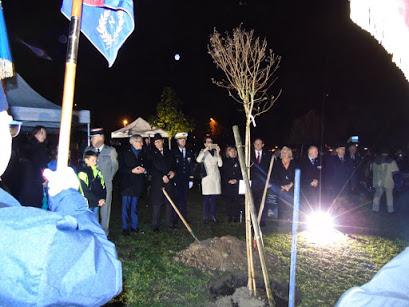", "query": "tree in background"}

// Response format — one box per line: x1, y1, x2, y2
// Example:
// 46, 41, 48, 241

151, 87, 194, 148
208, 26, 281, 303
